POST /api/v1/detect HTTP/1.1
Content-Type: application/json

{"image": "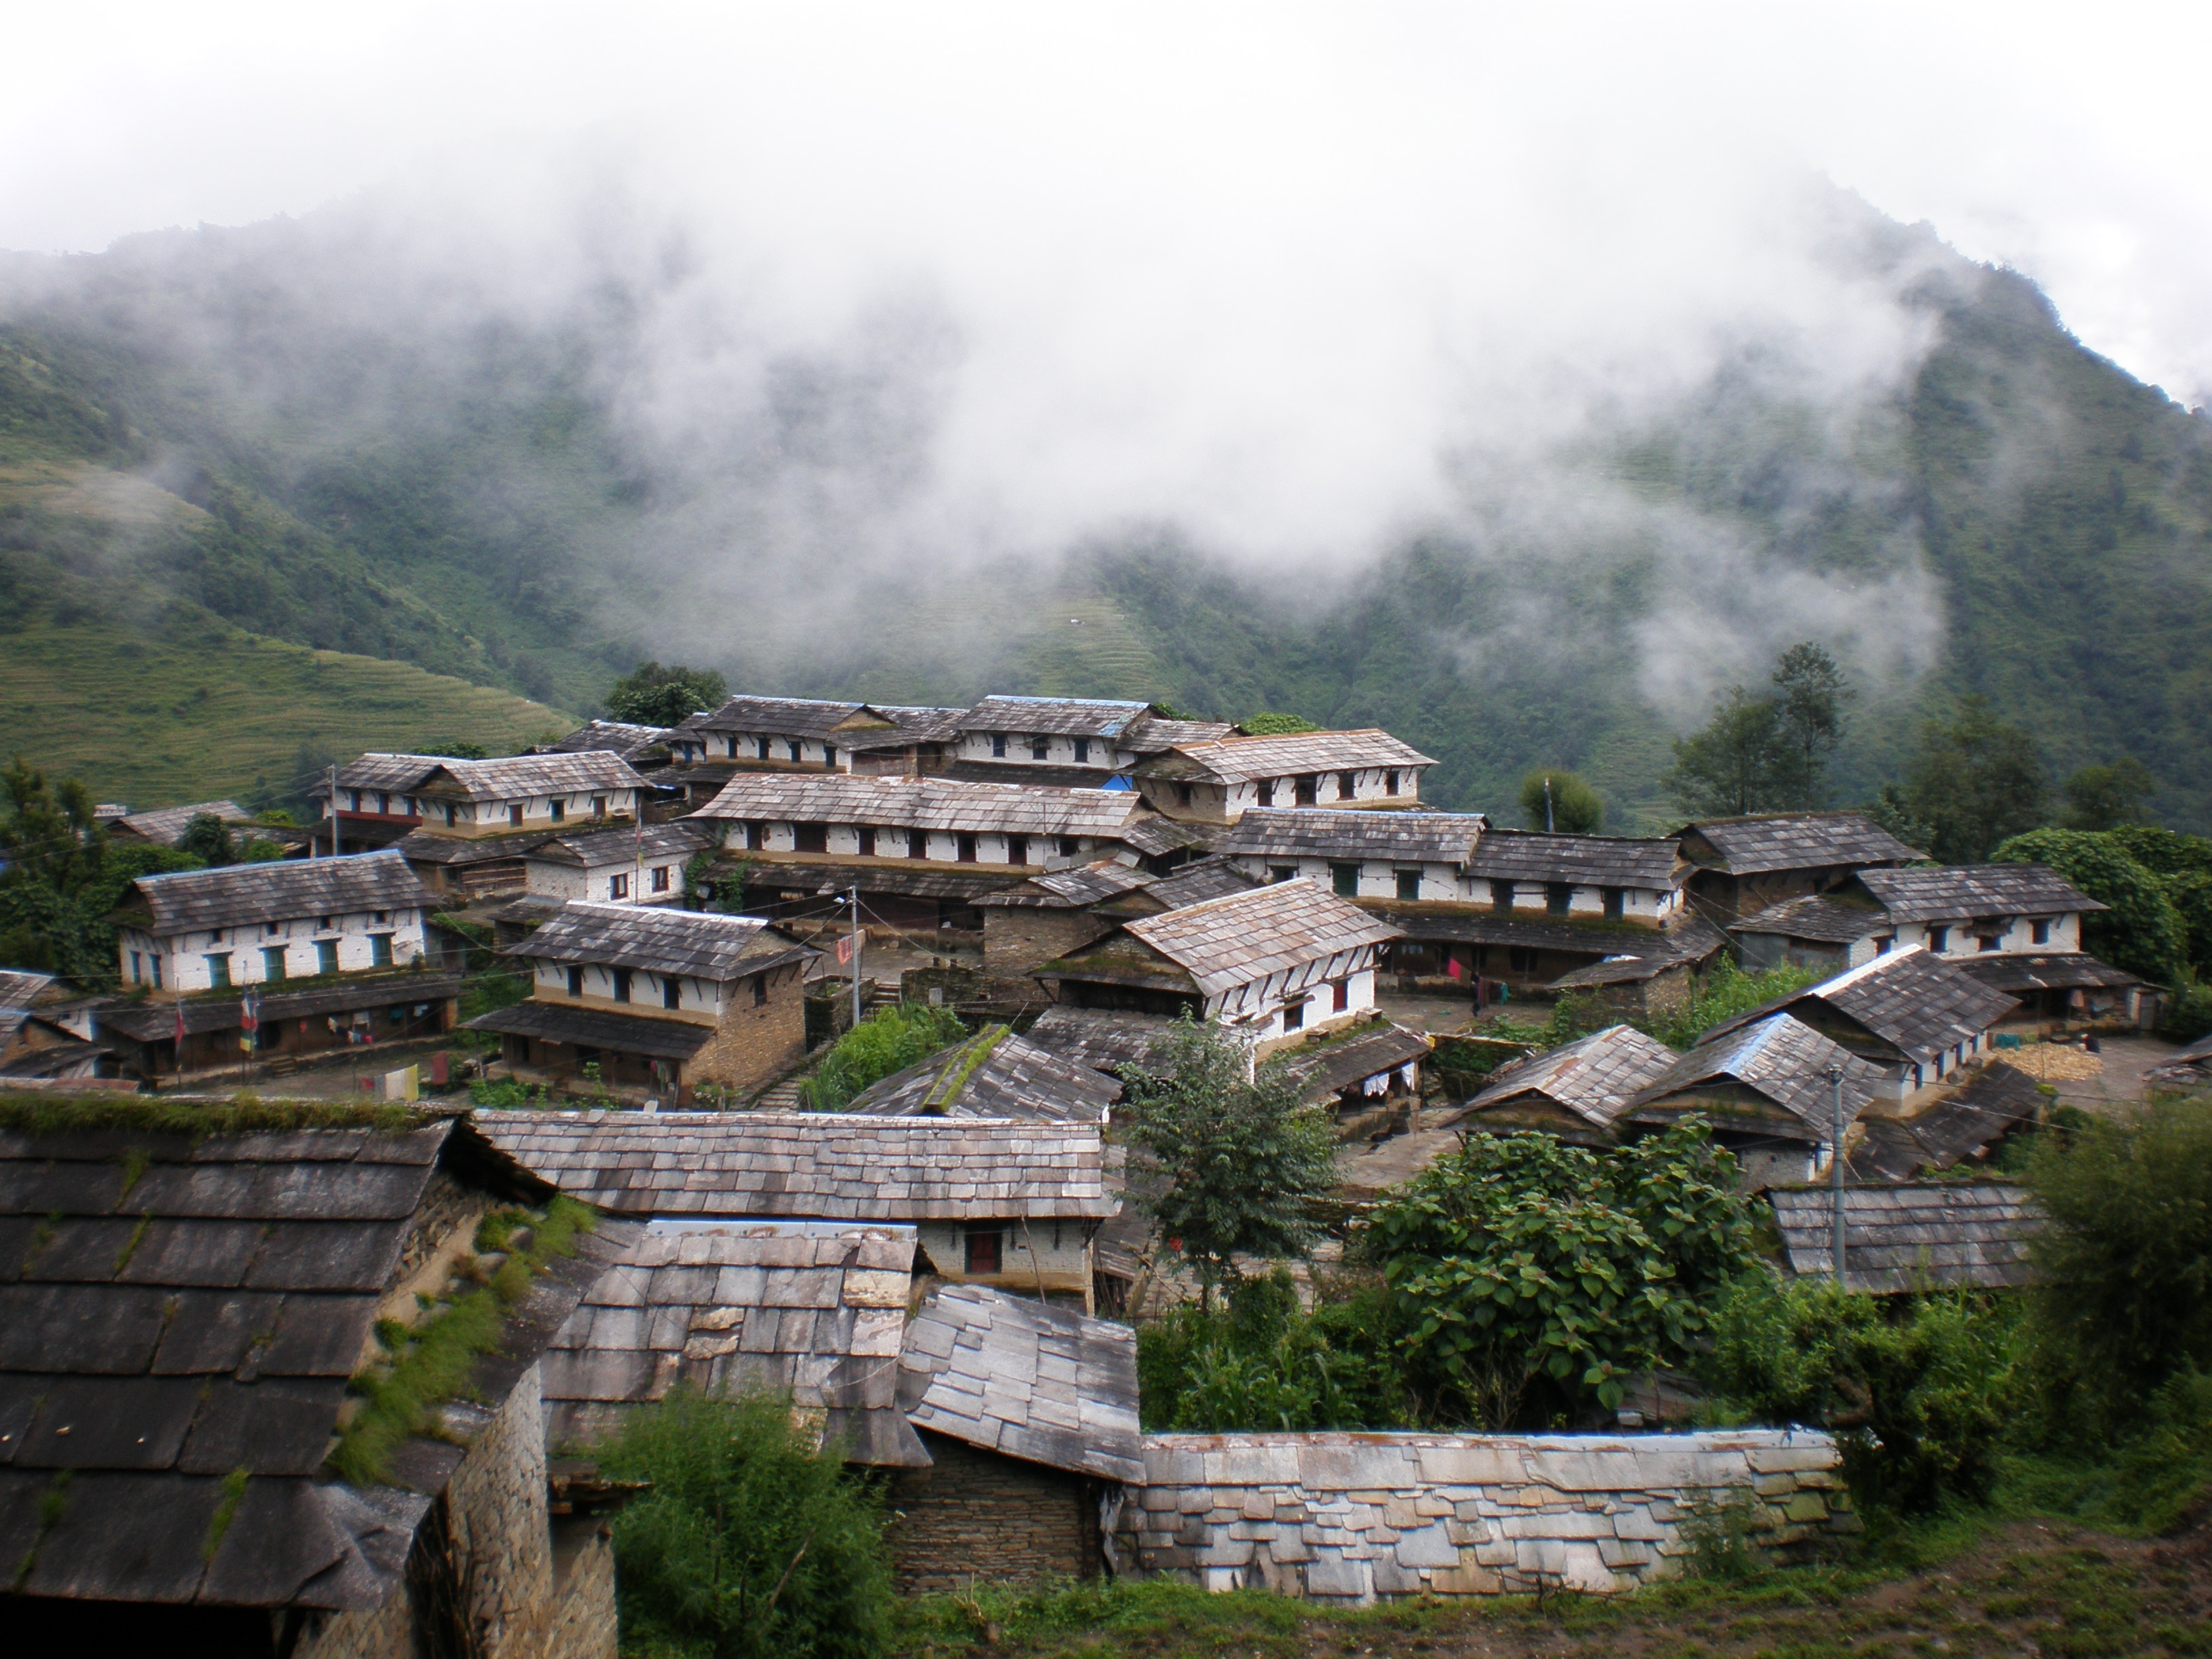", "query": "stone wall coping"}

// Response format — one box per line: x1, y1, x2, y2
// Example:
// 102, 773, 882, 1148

1140, 1429, 1832, 1452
